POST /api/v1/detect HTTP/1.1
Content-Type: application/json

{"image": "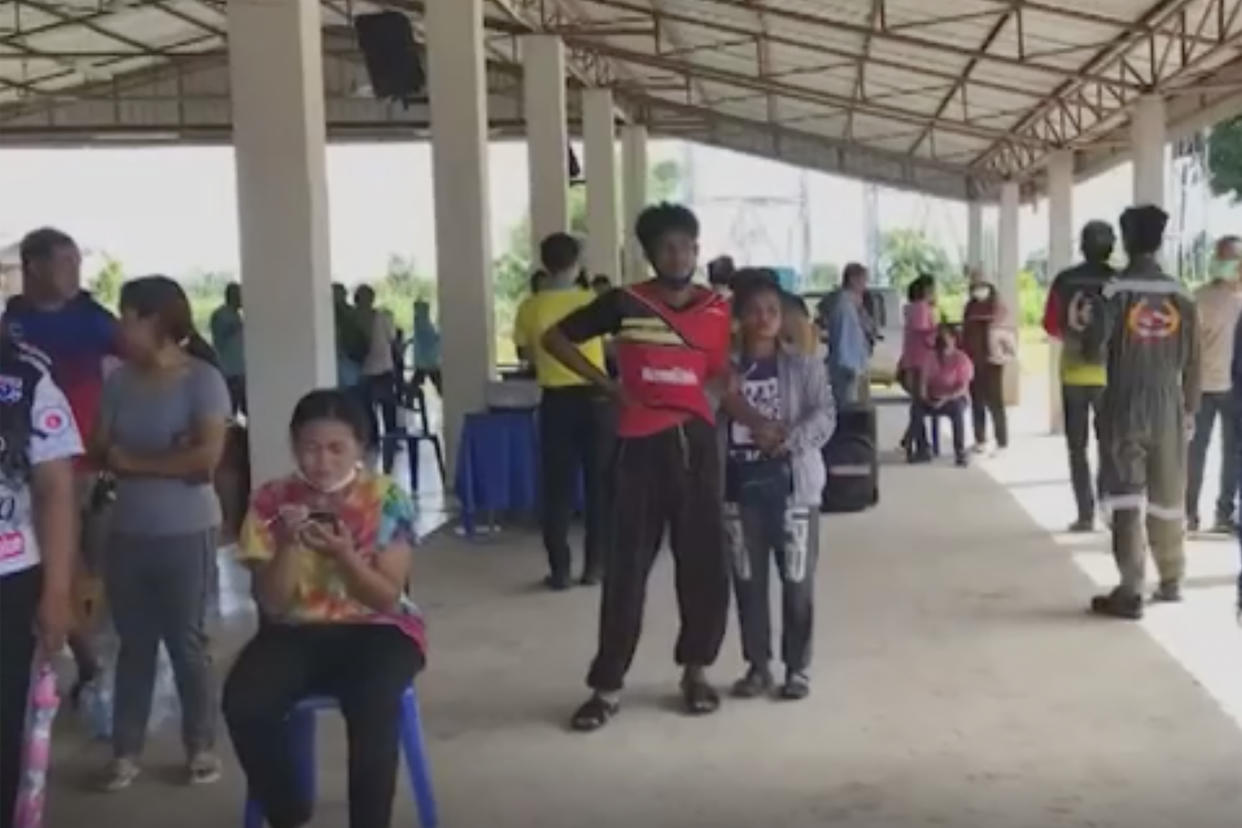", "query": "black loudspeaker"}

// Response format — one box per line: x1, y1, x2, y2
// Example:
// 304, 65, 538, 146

354, 11, 425, 106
